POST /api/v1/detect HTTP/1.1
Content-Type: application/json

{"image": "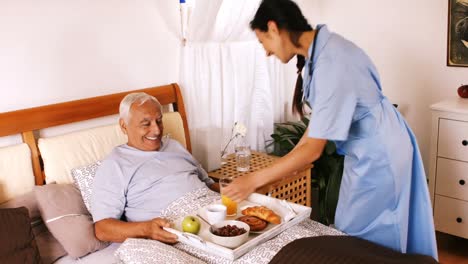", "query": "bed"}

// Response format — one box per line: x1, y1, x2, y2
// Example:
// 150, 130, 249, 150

0, 83, 193, 263
0, 83, 344, 264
